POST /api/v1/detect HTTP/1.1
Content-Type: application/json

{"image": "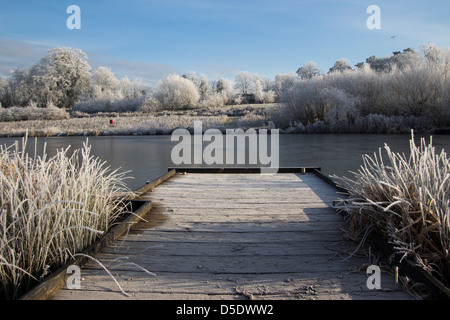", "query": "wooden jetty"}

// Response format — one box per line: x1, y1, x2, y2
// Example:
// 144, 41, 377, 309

47, 168, 412, 300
